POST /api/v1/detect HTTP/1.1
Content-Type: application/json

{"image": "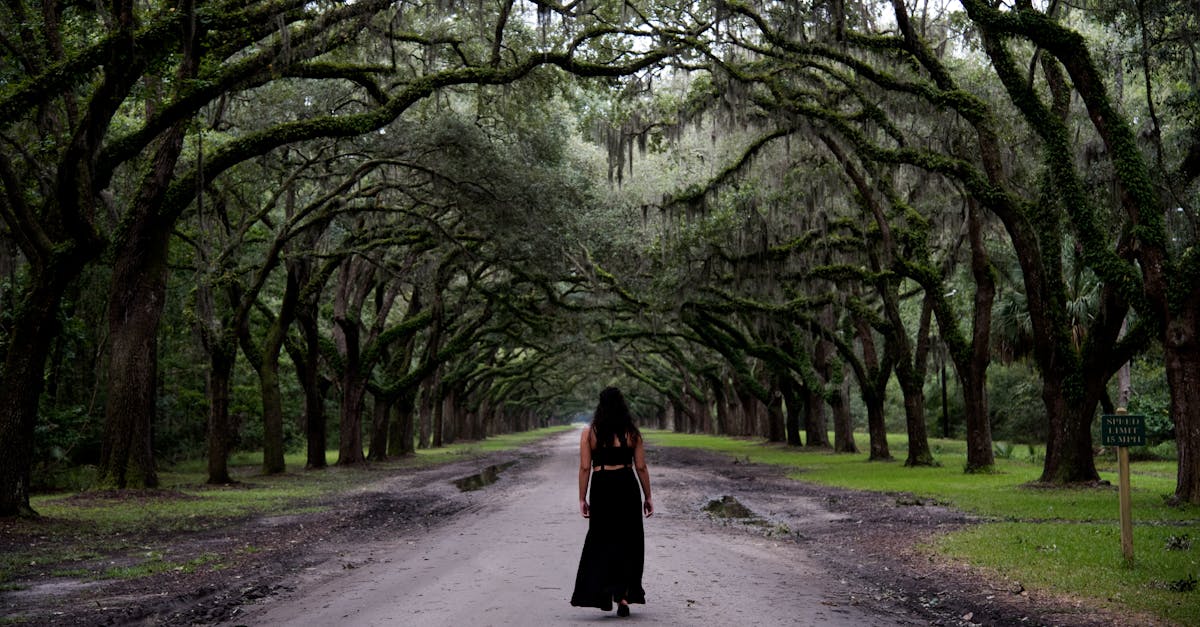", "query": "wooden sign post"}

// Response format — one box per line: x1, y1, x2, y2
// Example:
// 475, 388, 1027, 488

1101, 408, 1146, 565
